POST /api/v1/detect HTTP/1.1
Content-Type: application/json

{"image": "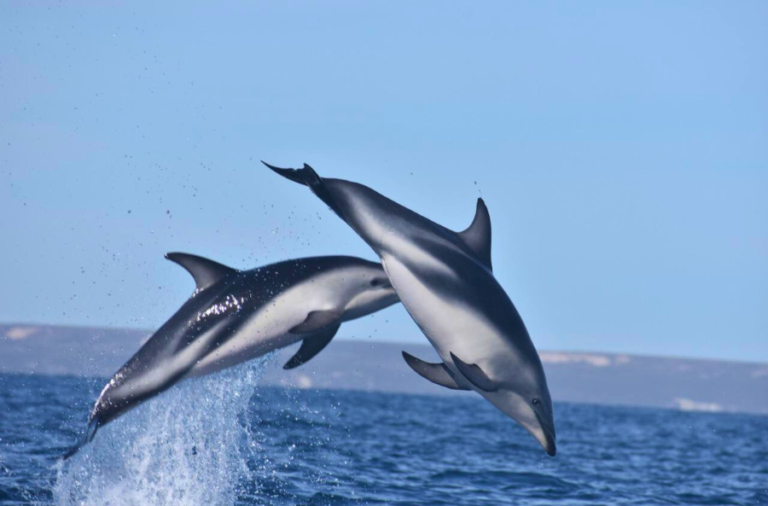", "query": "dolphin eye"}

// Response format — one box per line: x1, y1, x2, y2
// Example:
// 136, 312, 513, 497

370, 278, 383, 287
532, 398, 541, 406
